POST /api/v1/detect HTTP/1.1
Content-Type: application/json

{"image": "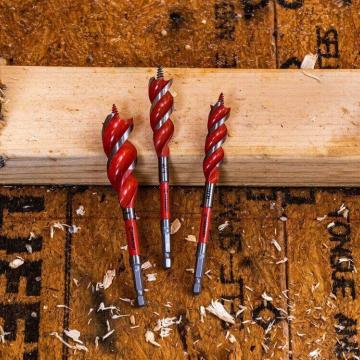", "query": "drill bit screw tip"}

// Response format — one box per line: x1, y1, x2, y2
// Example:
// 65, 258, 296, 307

156, 66, 164, 79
